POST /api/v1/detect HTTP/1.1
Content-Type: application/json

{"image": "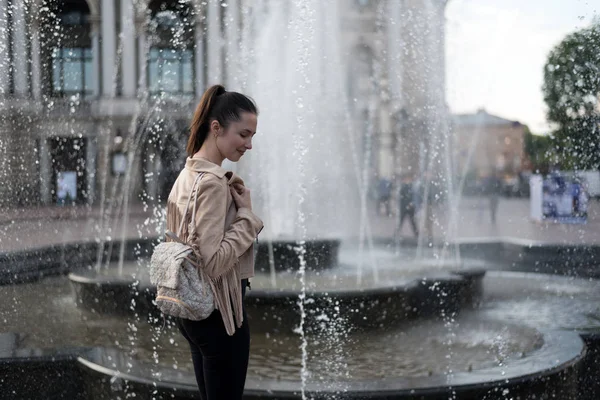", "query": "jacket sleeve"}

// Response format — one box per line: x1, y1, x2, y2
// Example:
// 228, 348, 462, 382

190, 177, 263, 280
